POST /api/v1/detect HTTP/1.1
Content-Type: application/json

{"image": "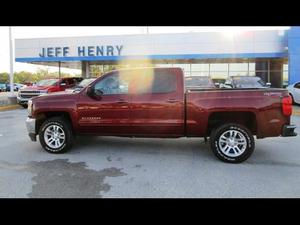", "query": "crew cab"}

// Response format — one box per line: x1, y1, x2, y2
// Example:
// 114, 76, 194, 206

25, 67, 297, 163
17, 77, 82, 108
